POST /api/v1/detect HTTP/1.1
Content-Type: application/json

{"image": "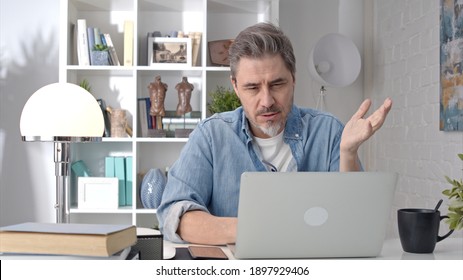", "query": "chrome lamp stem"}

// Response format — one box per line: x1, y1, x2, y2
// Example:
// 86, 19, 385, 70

54, 142, 70, 223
